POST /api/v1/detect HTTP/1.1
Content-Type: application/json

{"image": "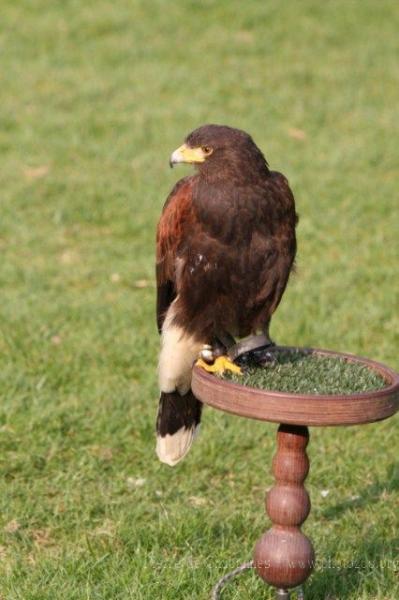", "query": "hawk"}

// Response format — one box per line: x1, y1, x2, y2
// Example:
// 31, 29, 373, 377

155, 125, 297, 466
